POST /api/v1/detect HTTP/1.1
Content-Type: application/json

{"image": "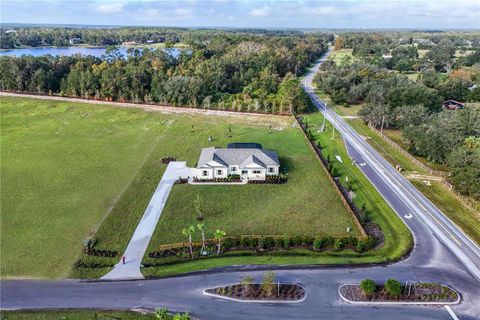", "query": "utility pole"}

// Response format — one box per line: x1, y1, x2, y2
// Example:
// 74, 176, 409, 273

320, 114, 326, 132
331, 112, 336, 140
380, 115, 385, 134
